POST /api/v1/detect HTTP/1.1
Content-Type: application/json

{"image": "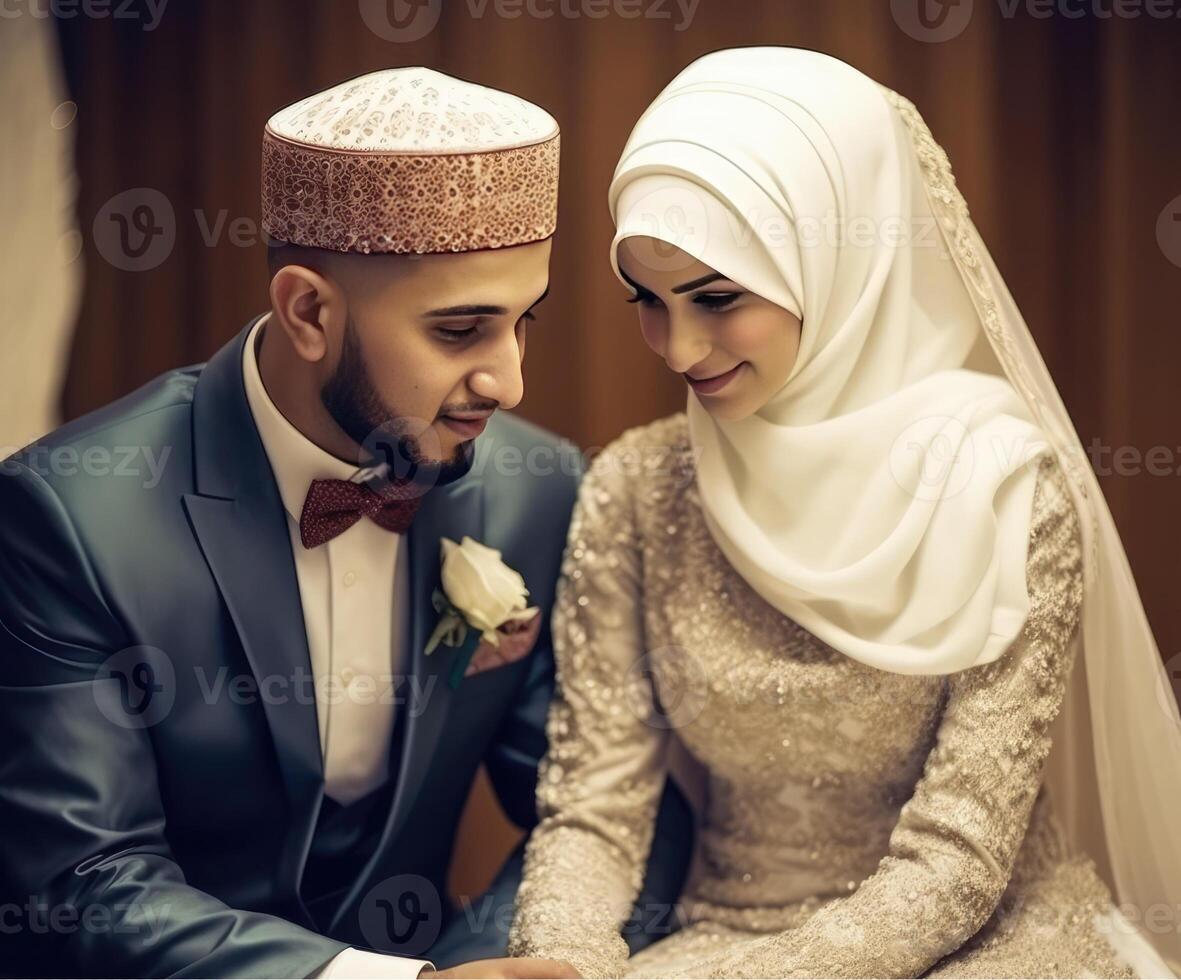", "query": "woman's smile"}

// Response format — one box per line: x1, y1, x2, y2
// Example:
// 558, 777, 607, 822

685, 362, 746, 395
